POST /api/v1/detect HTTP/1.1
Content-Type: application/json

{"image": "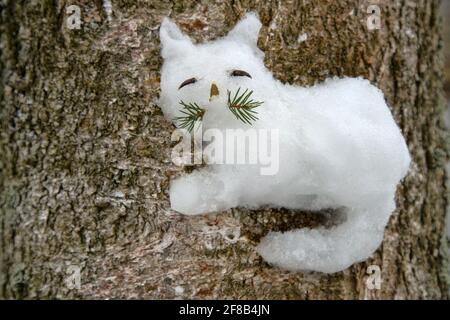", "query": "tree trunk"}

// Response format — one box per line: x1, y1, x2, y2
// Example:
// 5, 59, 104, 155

0, 0, 448, 299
